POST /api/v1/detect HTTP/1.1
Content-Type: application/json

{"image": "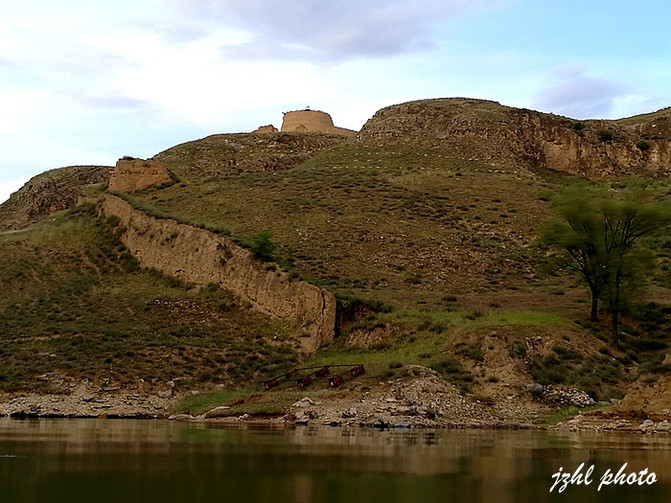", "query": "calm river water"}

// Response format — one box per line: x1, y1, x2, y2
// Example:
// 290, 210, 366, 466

1, 418, 670, 503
